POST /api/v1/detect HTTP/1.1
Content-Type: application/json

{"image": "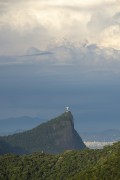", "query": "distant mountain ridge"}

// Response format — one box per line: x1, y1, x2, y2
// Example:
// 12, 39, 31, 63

0, 116, 44, 135
0, 111, 86, 154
